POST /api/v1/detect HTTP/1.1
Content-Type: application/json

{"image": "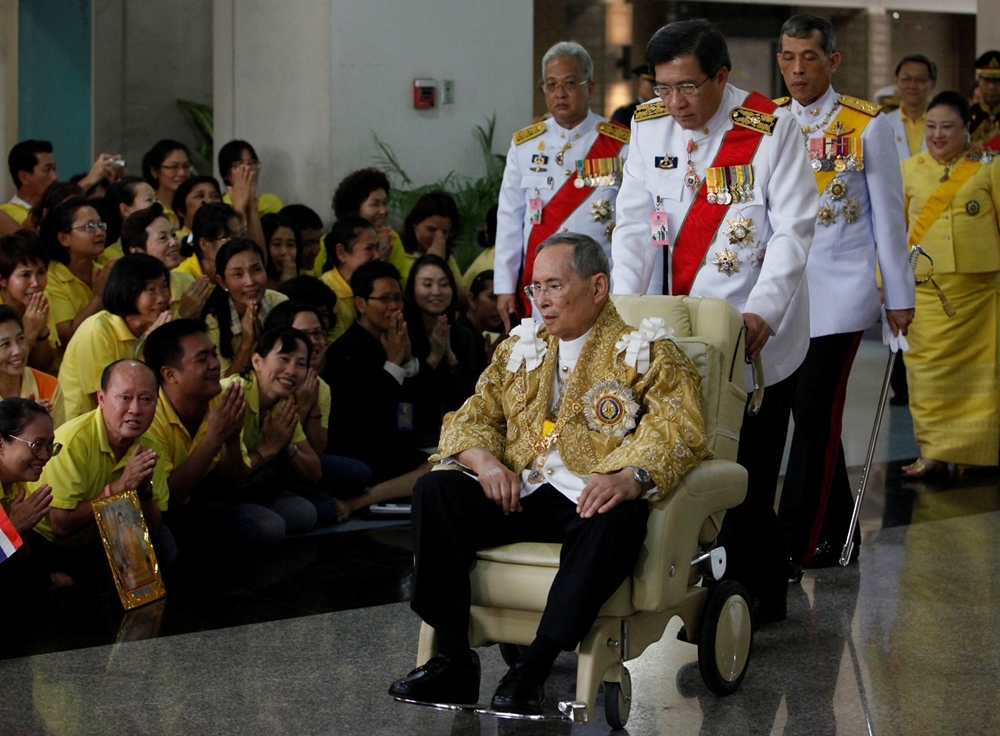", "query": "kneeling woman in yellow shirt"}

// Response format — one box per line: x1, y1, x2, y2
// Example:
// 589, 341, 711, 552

220, 327, 322, 534
60, 254, 172, 421
0, 230, 57, 371
202, 238, 288, 376
900, 90, 1000, 476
